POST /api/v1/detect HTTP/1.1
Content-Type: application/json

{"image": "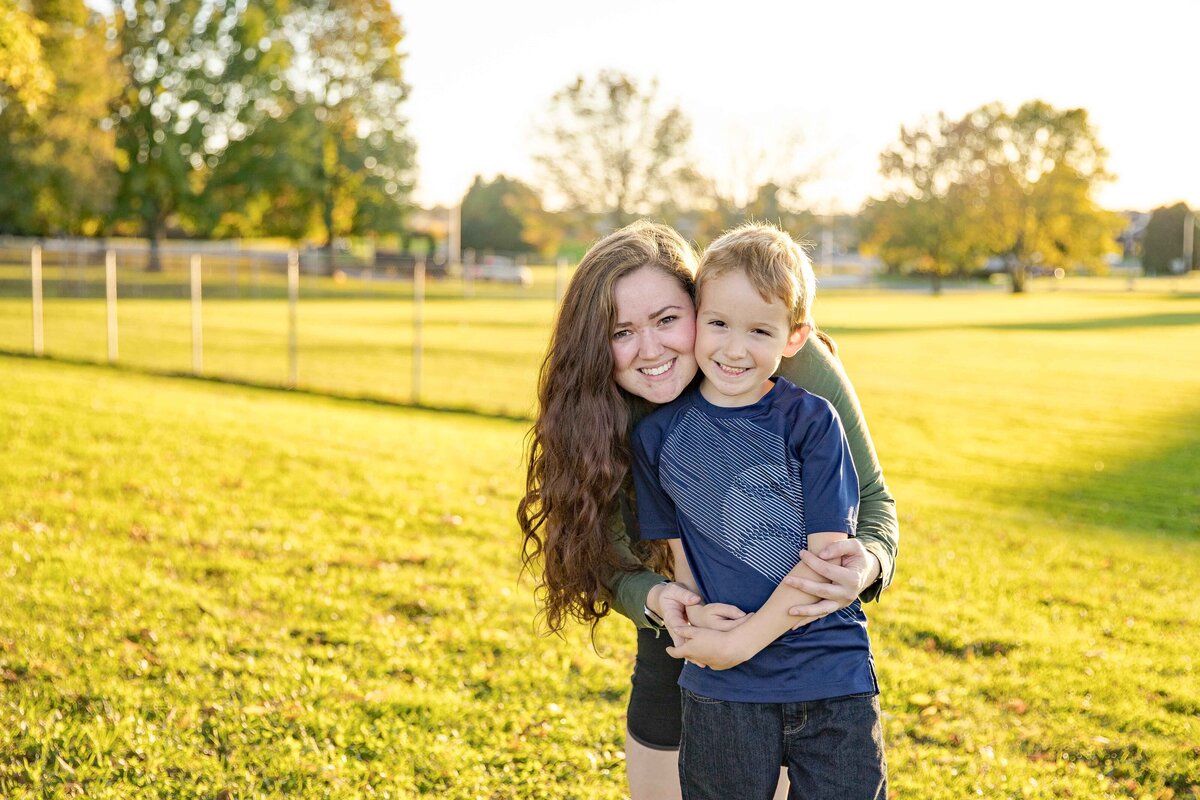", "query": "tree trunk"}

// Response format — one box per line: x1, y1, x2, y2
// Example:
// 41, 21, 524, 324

1009, 262, 1027, 294
931, 270, 942, 296
145, 212, 164, 273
